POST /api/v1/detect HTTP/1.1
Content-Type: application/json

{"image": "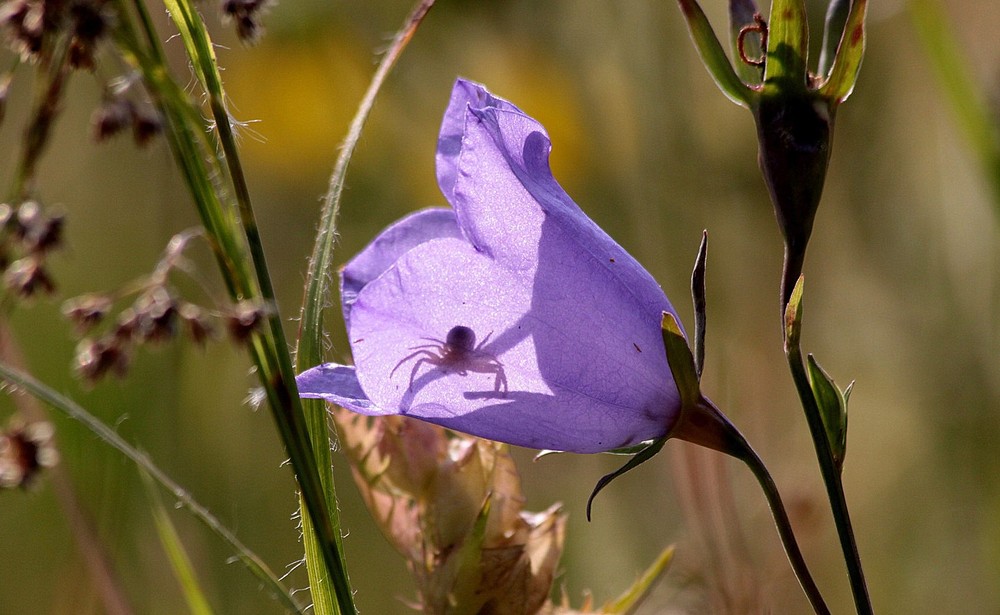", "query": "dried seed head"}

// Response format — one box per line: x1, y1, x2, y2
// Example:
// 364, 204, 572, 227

113, 306, 140, 341
62, 294, 113, 333
3, 256, 55, 296
178, 302, 215, 346
332, 411, 568, 614
0, 419, 58, 489
67, 1, 111, 71
0, 1, 45, 61
131, 107, 162, 147
133, 287, 178, 343
74, 336, 130, 381
91, 97, 133, 142
27, 213, 63, 253
70, 1, 109, 41
221, 0, 271, 44
9, 201, 64, 253
225, 300, 267, 342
